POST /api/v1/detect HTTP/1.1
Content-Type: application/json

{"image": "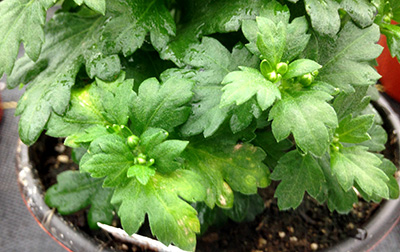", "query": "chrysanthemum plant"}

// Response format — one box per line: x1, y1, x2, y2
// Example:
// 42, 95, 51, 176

1, 0, 400, 250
